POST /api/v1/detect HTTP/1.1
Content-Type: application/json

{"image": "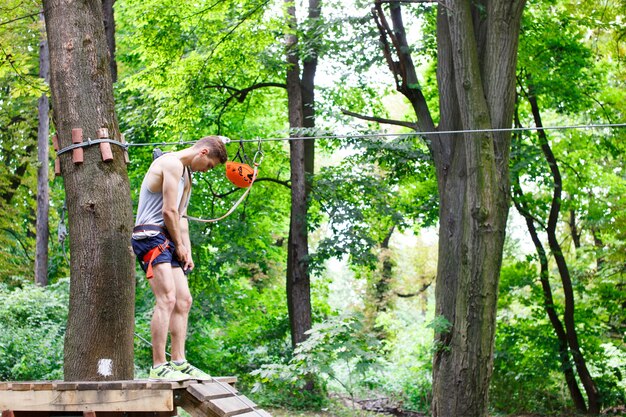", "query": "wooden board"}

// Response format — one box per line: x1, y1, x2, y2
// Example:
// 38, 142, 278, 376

0, 378, 237, 392
187, 382, 237, 401
235, 410, 273, 417
0, 389, 173, 412
207, 394, 257, 417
